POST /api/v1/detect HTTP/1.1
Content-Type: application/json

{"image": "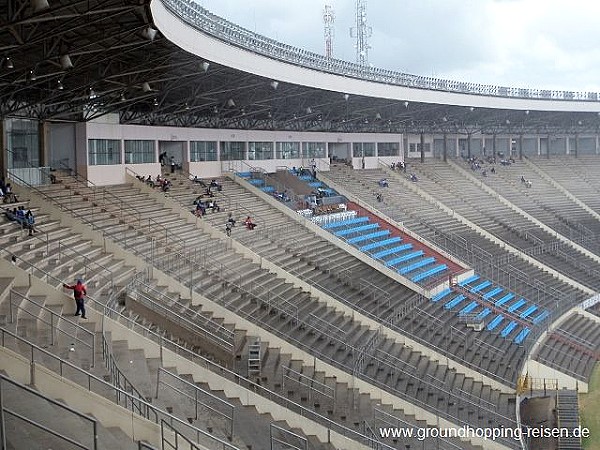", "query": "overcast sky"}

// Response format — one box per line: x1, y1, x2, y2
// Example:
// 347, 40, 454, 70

195, 0, 600, 92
